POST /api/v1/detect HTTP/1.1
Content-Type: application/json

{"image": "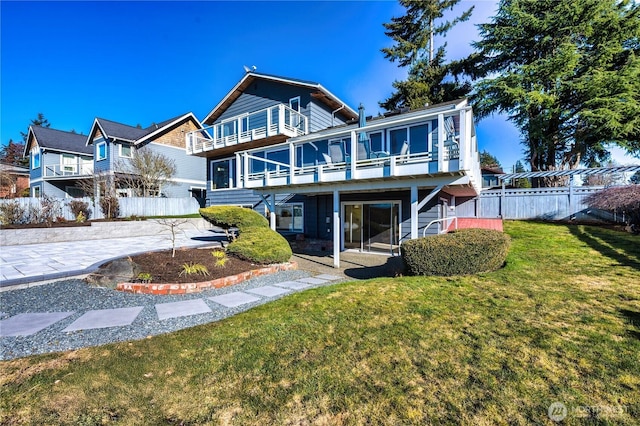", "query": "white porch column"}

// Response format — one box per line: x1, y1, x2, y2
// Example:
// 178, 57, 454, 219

235, 153, 241, 188
437, 113, 445, 172
289, 141, 295, 184
333, 189, 340, 268
269, 193, 277, 231
350, 130, 357, 179
411, 185, 419, 239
